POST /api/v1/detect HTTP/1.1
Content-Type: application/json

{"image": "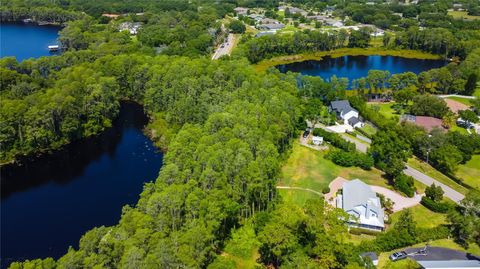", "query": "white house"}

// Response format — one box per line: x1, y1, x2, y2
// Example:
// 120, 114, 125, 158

336, 179, 385, 231
329, 100, 364, 128
119, 22, 142, 35
312, 136, 323, 145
